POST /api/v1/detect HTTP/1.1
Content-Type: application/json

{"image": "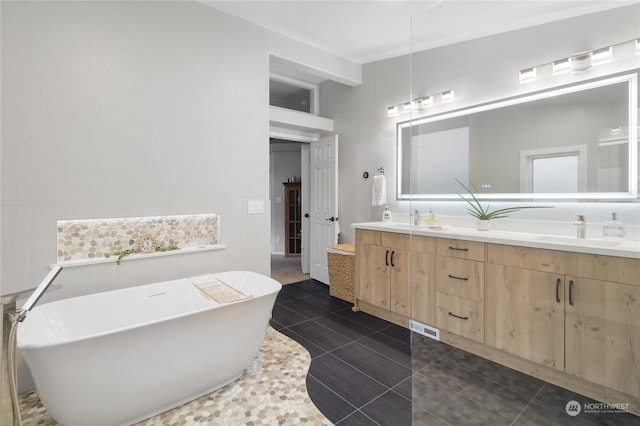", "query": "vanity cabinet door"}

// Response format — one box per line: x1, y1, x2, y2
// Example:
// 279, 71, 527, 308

410, 251, 437, 326
565, 277, 640, 397
485, 264, 565, 371
390, 248, 410, 316
356, 230, 411, 314
357, 243, 391, 309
